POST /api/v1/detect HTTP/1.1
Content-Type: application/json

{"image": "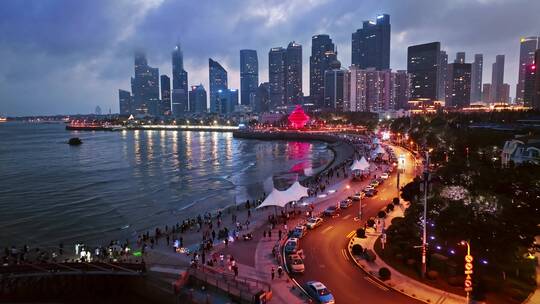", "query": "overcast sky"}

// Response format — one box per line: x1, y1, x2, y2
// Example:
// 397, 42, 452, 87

1, 0, 539, 116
